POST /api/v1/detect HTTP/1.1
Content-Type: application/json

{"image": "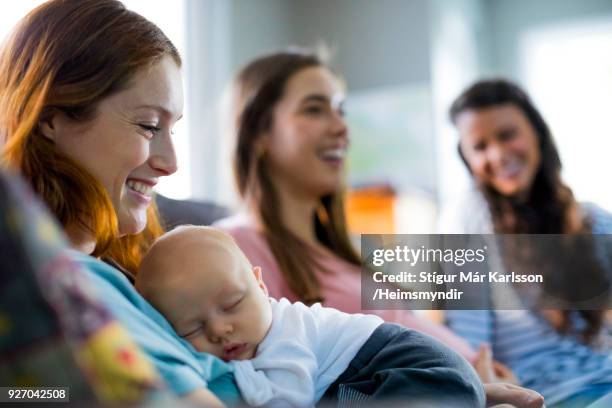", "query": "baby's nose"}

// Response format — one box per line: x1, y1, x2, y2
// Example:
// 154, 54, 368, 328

208, 321, 233, 340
